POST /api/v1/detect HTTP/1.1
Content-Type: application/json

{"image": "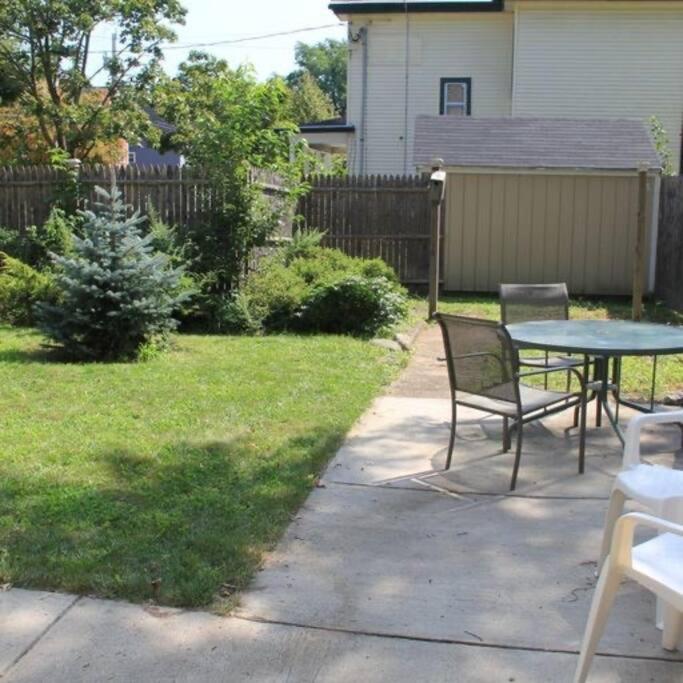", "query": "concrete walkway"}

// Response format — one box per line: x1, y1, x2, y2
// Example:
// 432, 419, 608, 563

2, 325, 683, 682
